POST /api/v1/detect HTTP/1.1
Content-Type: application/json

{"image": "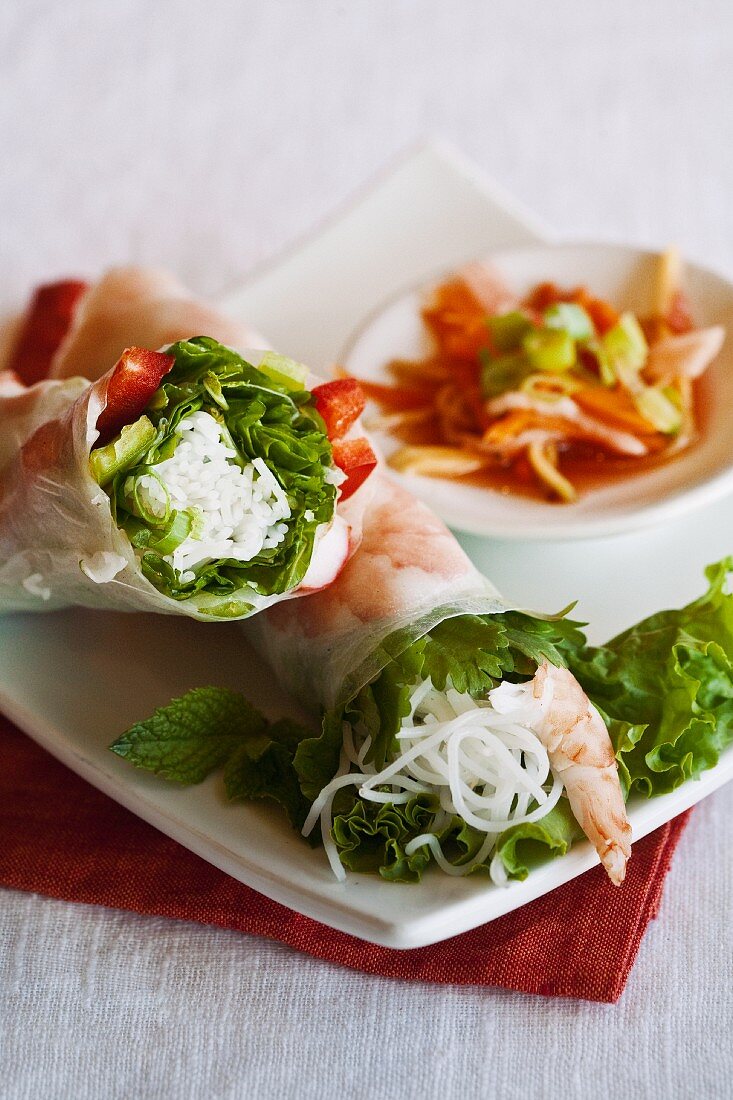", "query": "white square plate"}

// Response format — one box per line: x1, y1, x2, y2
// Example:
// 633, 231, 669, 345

1, 143, 731, 948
